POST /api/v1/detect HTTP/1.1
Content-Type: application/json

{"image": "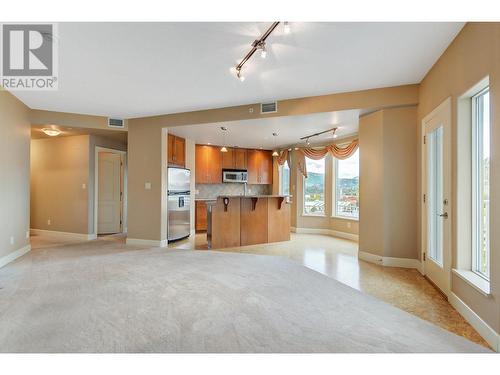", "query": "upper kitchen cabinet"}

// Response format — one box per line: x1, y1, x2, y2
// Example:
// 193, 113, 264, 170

167, 134, 186, 168
195, 144, 222, 184
222, 147, 247, 170
247, 149, 273, 184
